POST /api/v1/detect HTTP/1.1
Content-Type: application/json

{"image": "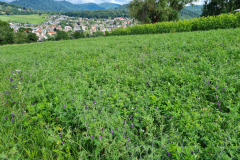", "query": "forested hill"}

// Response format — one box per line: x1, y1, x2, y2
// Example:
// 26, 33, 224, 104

0, 1, 34, 15
10, 0, 119, 12
180, 9, 201, 20
184, 5, 203, 15
11, 0, 70, 12
98, 3, 120, 9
